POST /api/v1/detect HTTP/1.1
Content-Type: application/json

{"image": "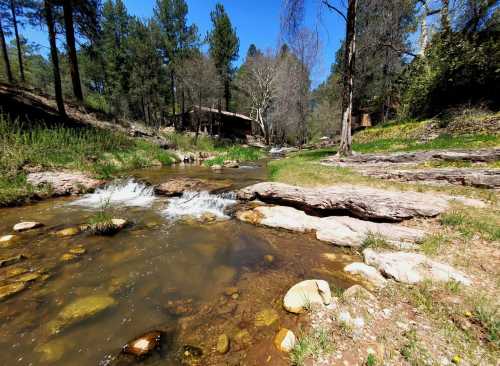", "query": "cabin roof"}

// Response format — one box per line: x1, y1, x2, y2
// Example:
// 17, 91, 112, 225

181, 106, 254, 122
